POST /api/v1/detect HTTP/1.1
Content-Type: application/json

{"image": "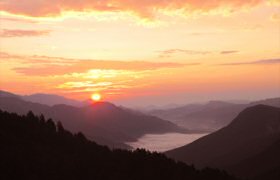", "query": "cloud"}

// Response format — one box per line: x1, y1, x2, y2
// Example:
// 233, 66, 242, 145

187, 32, 217, 36
0, 29, 51, 37
0, 52, 189, 76
0, 0, 265, 19
0, 52, 23, 59
219, 58, 280, 65
158, 48, 240, 58
158, 49, 211, 58
14, 60, 185, 76
58, 81, 113, 89
270, 13, 280, 21
0, 17, 37, 23
220, 50, 239, 54
57, 80, 137, 94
